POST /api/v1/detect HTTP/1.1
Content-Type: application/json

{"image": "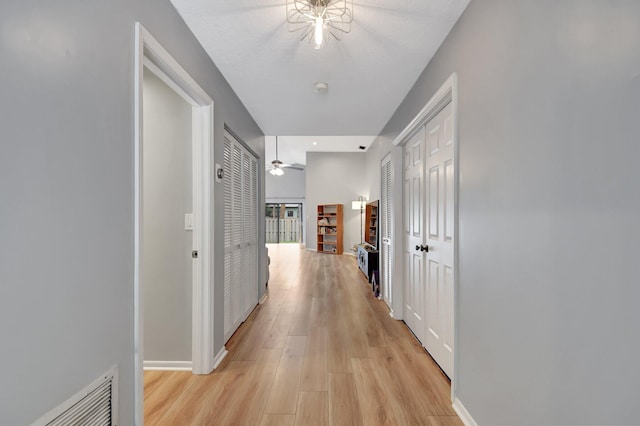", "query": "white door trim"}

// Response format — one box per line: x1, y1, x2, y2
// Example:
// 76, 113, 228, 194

391, 72, 459, 401
392, 73, 457, 147
134, 22, 216, 425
